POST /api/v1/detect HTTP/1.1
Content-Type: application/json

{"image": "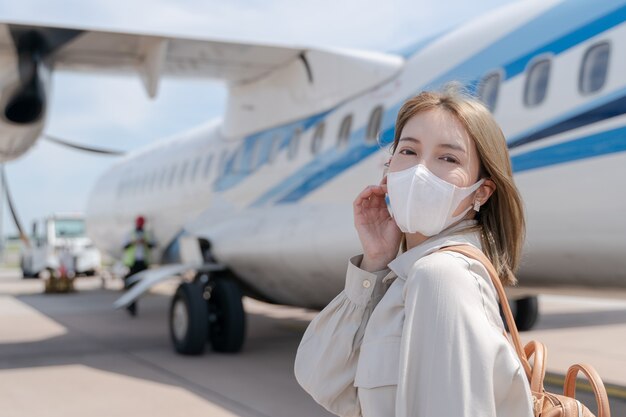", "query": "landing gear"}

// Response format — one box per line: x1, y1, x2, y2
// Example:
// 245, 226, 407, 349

500, 295, 539, 332
207, 278, 245, 353
169, 282, 208, 355
168, 274, 246, 355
